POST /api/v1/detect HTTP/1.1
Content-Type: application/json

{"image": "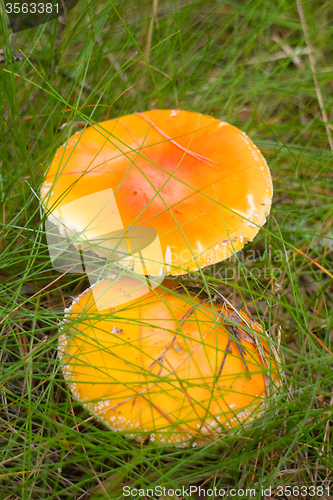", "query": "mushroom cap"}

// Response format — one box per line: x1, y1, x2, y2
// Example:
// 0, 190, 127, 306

59, 278, 280, 447
42, 110, 272, 276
